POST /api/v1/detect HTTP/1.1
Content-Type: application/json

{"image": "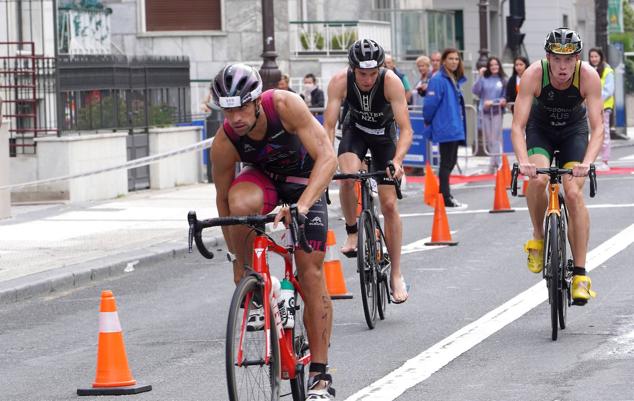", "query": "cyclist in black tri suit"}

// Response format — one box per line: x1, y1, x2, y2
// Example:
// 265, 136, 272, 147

210, 64, 337, 400
511, 28, 603, 305
323, 39, 413, 304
